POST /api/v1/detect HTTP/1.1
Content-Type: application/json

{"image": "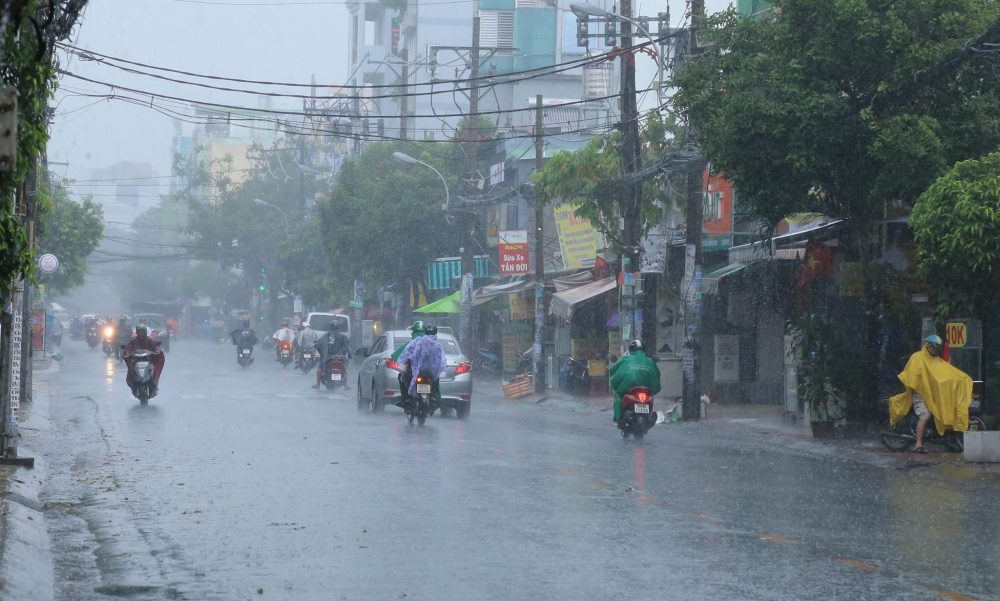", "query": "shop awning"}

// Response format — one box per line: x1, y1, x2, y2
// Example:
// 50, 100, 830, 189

702, 262, 751, 295
549, 277, 617, 320
553, 271, 595, 292
414, 291, 460, 314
